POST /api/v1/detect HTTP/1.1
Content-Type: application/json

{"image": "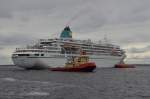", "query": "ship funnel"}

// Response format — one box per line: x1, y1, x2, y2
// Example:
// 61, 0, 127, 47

60, 26, 72, 38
